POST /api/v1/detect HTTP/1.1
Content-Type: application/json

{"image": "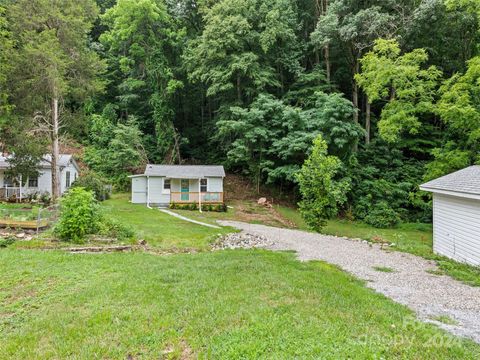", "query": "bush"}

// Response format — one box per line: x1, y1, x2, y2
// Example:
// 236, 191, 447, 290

296, 135, 350, 231
72, 171, 111, 201
364, 202, 401, 228
55, 187, 101, 243
168, 202, 226, 212
0, 236, 16, 247
99, 217, 135, 241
